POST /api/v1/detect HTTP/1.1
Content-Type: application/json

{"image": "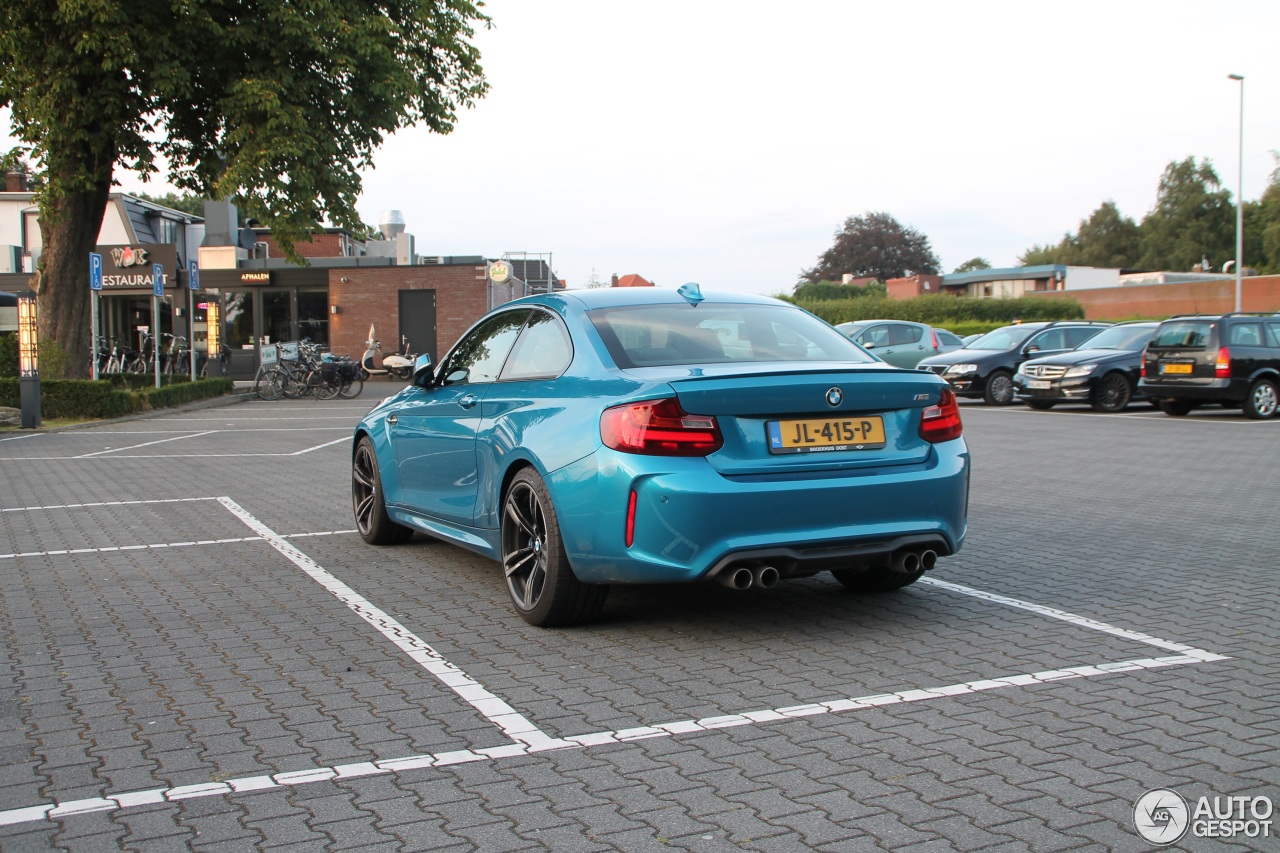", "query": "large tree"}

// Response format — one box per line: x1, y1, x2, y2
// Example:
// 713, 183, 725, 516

0, 0, 488, 376
1136, 158, 1234, 272
1017, 201, 1140, 269
800, 211, 940, 285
